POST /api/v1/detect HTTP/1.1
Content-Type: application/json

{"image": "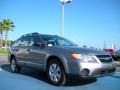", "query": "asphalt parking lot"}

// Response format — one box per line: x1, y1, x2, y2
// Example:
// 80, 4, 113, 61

0, 54, 120, 90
